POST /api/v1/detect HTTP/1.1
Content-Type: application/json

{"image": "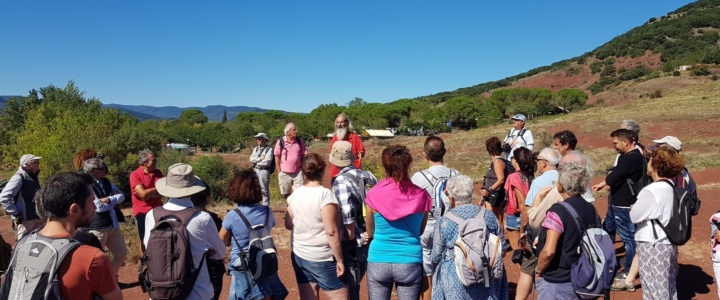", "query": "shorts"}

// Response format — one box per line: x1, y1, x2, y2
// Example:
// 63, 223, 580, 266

420, 221, 436, 276
520, 250, 538, 275
291, 253, 346, 291
506, 213, 521, 230
278, 171, 304, 195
